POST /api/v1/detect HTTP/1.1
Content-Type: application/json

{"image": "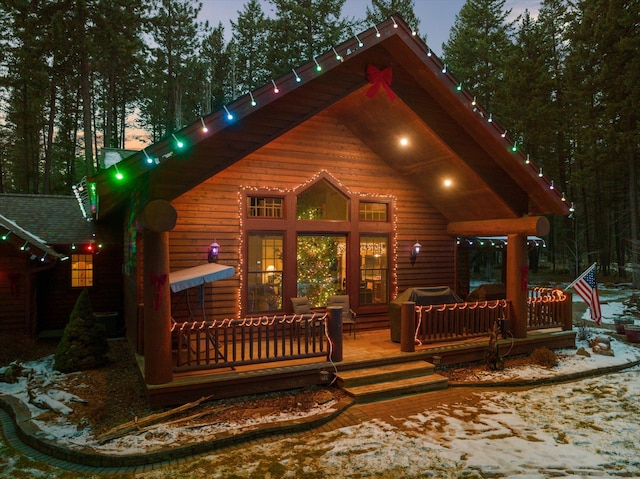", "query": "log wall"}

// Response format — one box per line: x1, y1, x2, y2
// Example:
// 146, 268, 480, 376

166, 112, 456, 330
